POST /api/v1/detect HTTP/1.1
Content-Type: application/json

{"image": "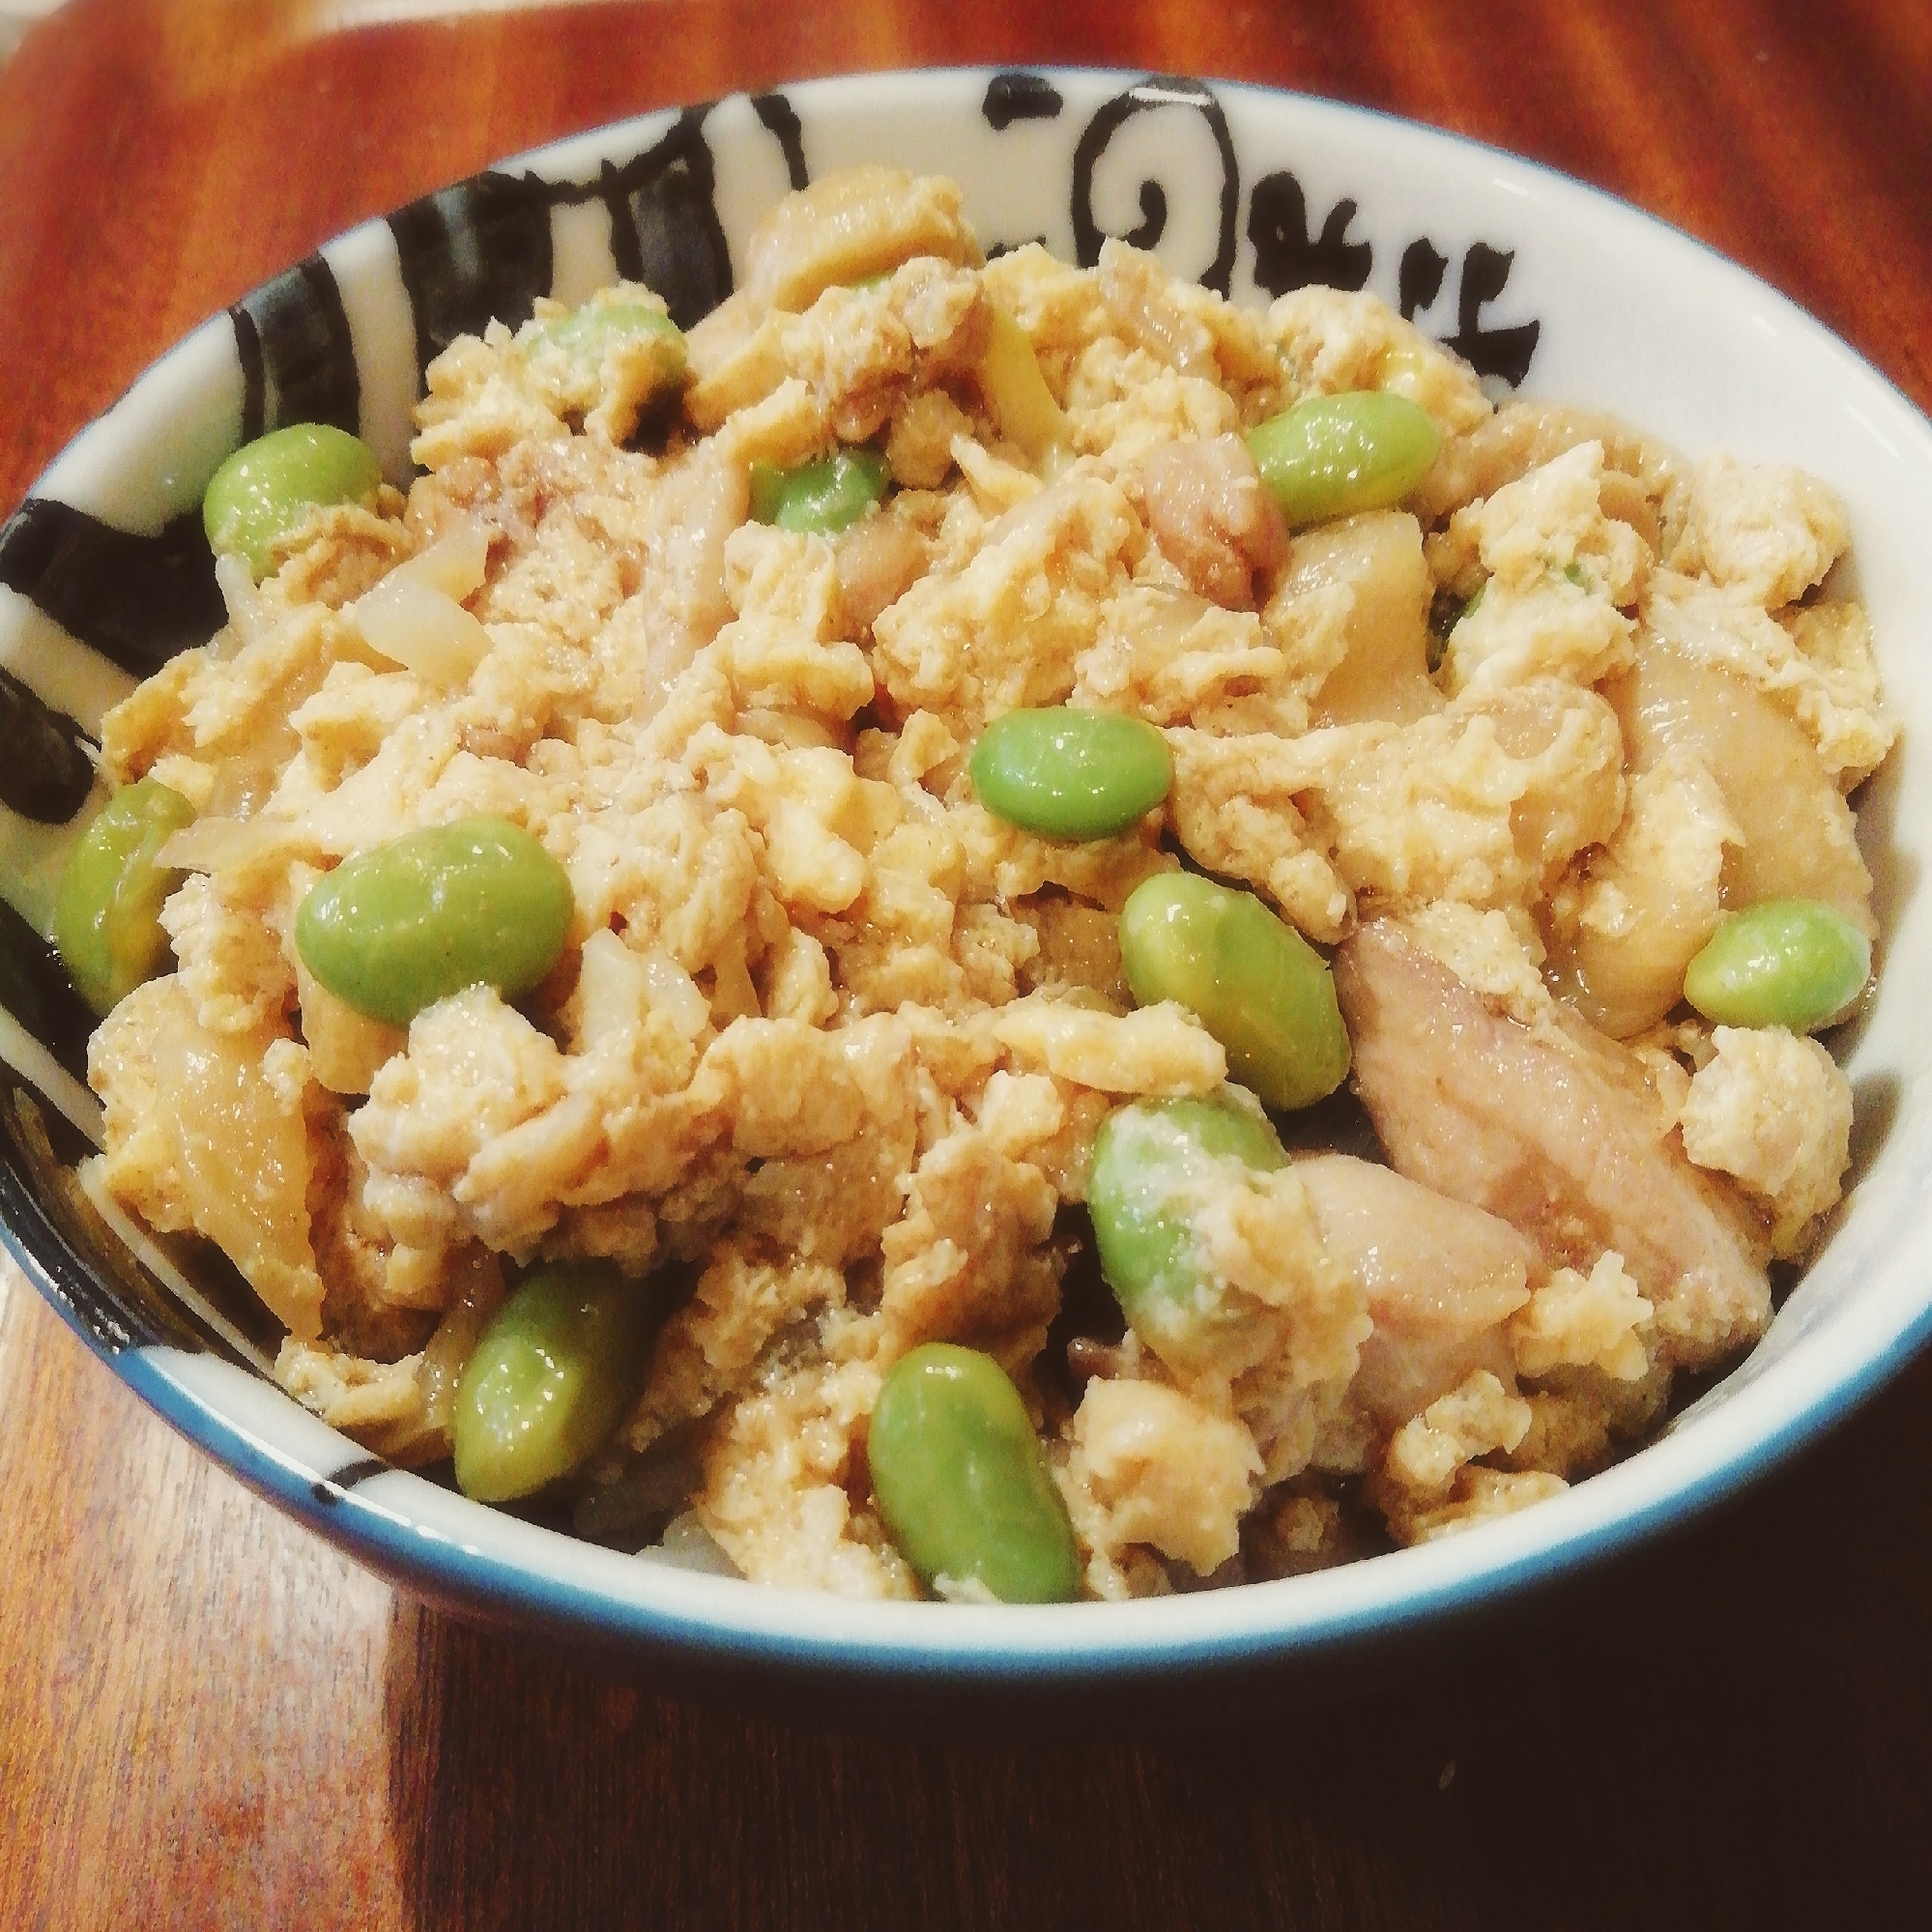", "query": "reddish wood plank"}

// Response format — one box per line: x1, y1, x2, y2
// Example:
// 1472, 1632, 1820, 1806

2, 3, 1930, 1925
